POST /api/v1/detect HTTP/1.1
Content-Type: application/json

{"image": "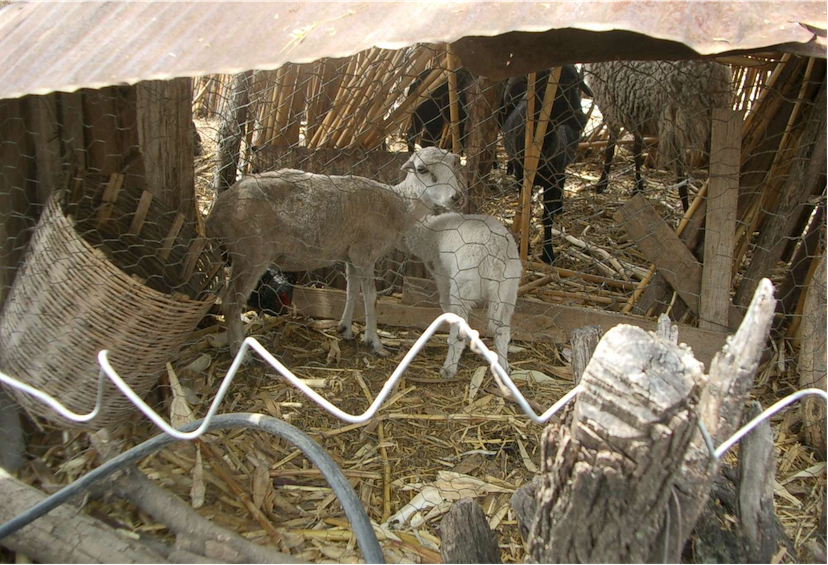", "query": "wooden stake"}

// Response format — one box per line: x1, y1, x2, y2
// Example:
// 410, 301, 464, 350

699, 109, 743, 332
446, 45, 462, 154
